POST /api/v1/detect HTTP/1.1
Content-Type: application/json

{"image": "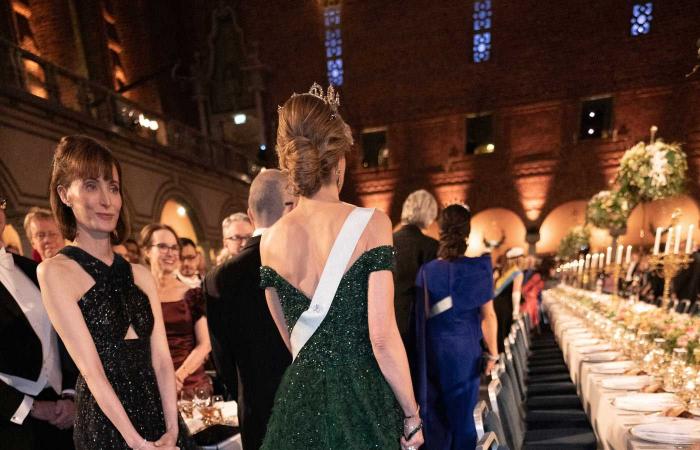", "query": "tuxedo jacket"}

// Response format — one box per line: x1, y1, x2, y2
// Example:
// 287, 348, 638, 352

393, 224, 438, 337
0, 253, 78, 422
204, 235, 291, 450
